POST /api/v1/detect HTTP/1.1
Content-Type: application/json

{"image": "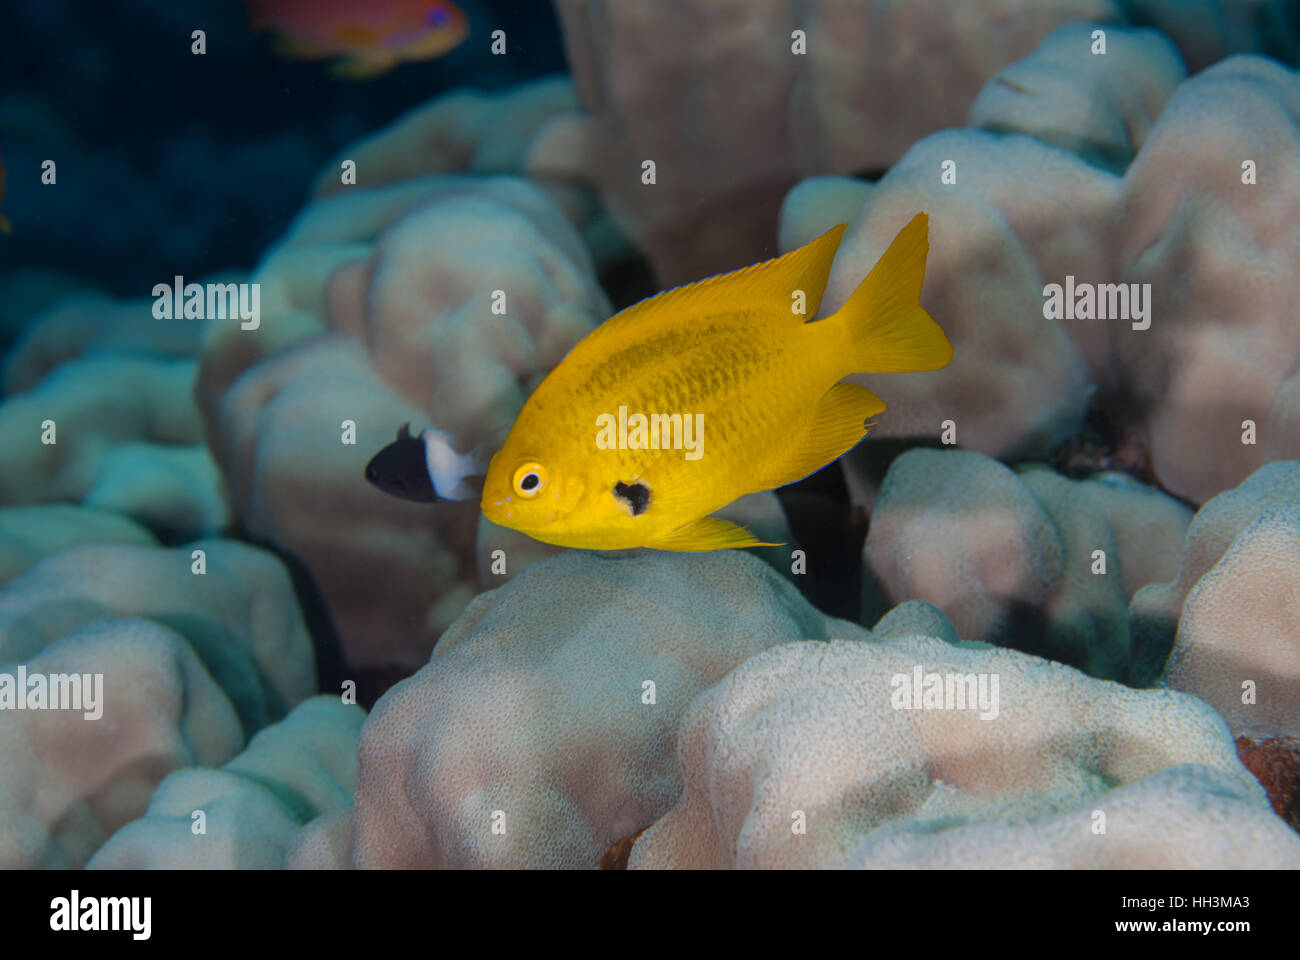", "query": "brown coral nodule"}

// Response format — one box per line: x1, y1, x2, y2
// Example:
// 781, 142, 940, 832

1048, 399, 1159, 487
1236, 737, 1300, 832
599, 828, 648, 870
